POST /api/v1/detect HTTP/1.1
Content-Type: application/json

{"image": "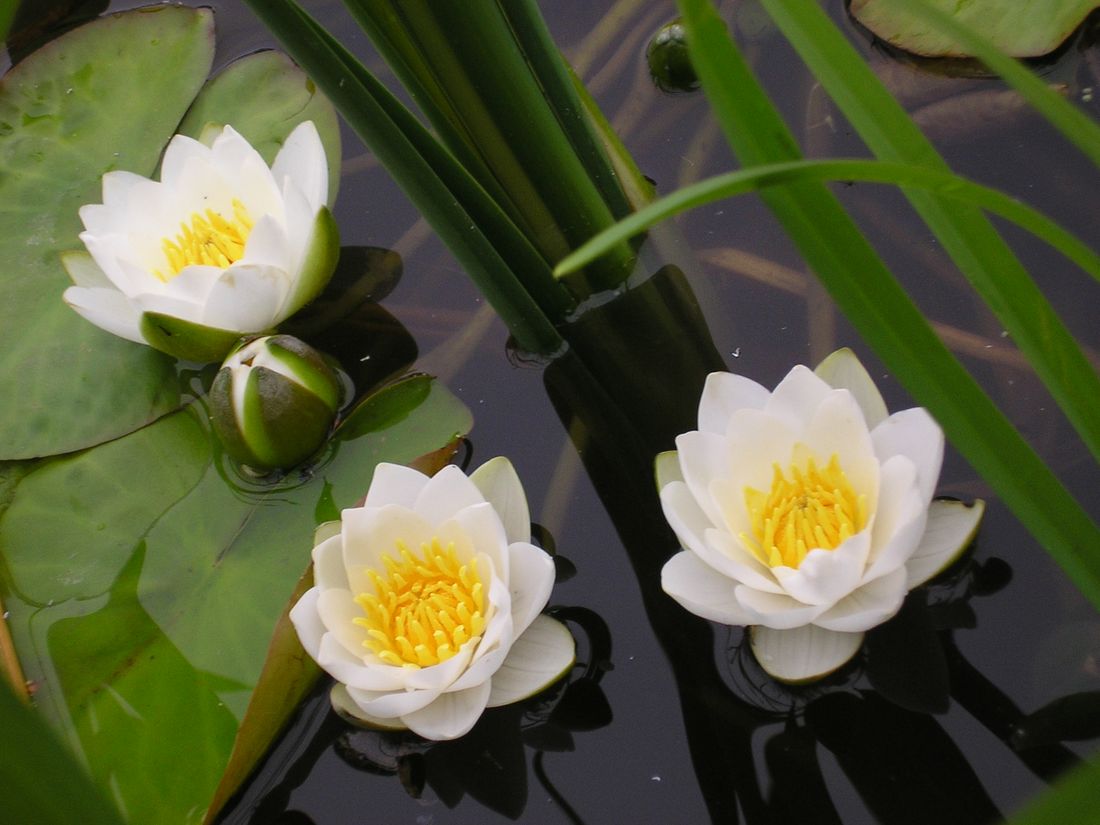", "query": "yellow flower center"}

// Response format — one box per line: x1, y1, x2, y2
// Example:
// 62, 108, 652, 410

156, 198, 253, 281
353, 538, 486, 668
741, 453, 867, 569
